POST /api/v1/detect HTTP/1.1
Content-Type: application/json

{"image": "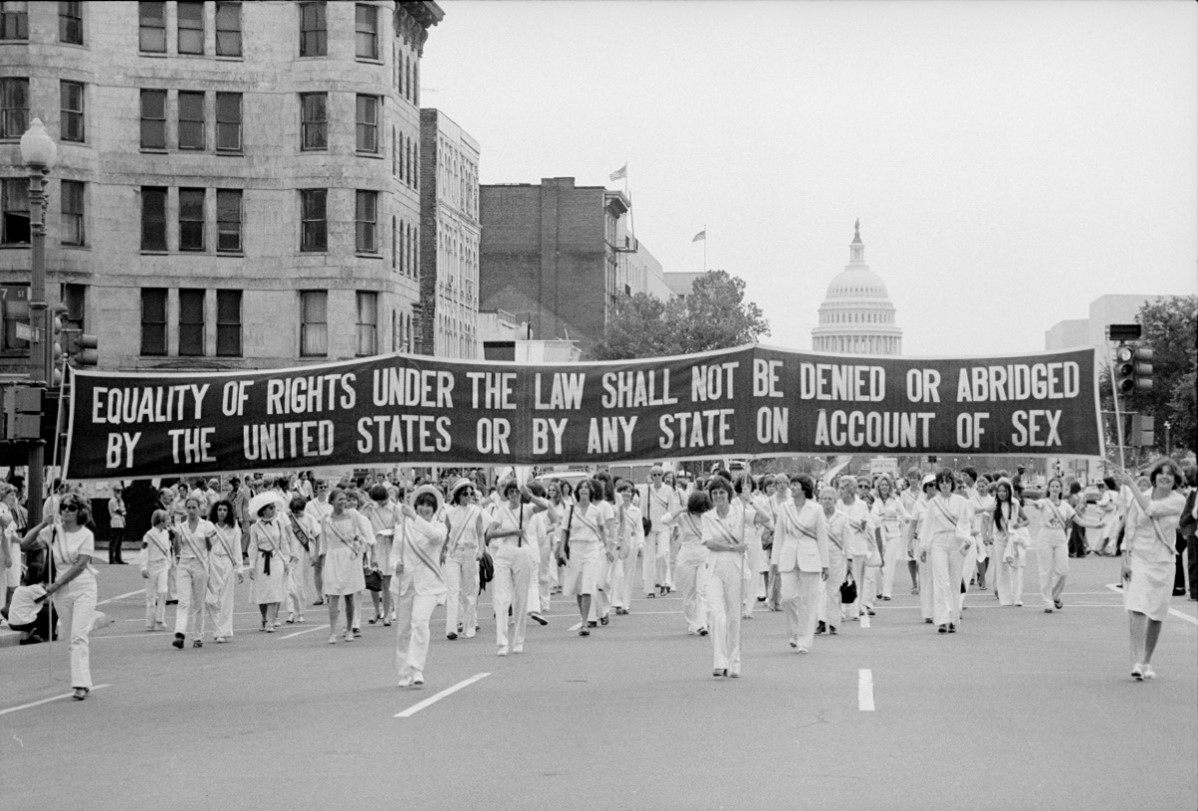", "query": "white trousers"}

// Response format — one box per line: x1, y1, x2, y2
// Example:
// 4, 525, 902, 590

173, 558, 207, 637
930, 542, 965, 626
959, 541, 978, 613
845, 555, 867, 617
705, 552, 743, 672
780, 568, 822, 648
60, 574, 96, 690
880, 531, 904, 598
444, 557, 479, 636
206, 555, 237, 638
675, 546, 709, 633
1037, 544, 1068, 608
394, 590, 439, 680
144, 559, 169, 627
610, 543, 639, 609
819, 551, 847, 627
492, 544, 532, 650
643, 530, 670, 593
286, 547, 309, 616
918, 553, 934, 620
